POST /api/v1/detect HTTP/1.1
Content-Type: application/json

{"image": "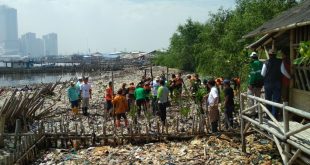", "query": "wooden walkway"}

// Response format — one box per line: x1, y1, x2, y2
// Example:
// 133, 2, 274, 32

240, 93, 310, 165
